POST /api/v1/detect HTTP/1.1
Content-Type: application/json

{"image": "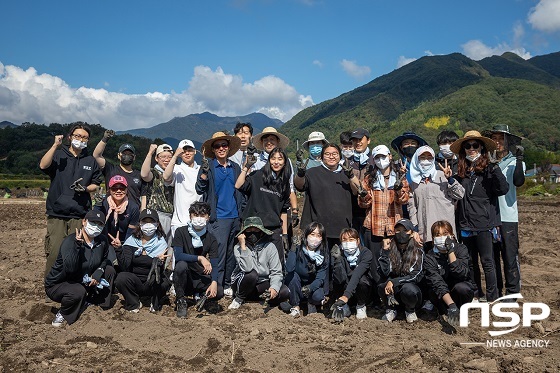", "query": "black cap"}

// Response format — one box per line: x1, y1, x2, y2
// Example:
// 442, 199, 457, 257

139, 208, 159, 223
350, 128, 370, 139
118, 143, 136, 154
395, 218, 414, 231
84, 210, 106, 225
